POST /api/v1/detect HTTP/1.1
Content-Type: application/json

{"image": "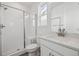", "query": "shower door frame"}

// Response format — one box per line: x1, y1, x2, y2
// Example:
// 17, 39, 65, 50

0, 2, 2, 56
0, 2, 26, 55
